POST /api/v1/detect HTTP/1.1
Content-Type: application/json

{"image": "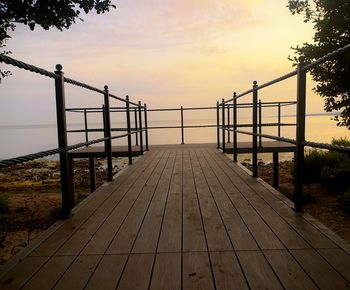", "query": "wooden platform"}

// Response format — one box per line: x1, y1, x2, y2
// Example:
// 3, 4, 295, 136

1, 144, 350, 289
68, 145, 142, 158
